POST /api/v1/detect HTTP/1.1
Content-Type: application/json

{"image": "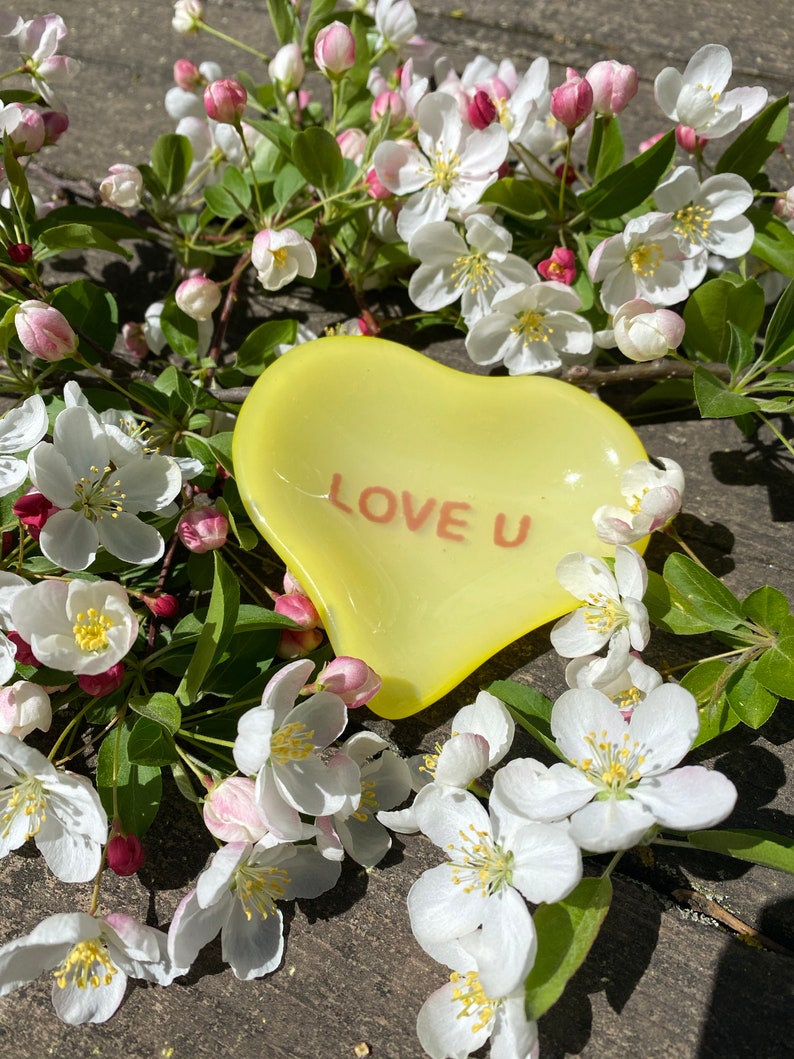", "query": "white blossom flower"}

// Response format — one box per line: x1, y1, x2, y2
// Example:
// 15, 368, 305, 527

0, 394, 48, 498
375, 0, 418, 49
550, 545, 650, 676
593, 456, 685, 545
0, 735, 108, 881
493, 684, 737, 852
408, 784, 581, 997
0, 681, 51, 739
316, 731, 411, 867
408, 215, 539, 326
654, 44, 767, 139
234, 659, 359, 822
251, 228, 317, 291
373, 91, 508, 242
167, 839, 341, 980
0, 911, 179, 1024
588, 212, 693, 314
499, 56, 551, 148
565, 652, 663, 720
0, 572, 29, 685
10, 579, 138, 676
27, 404, 182, 570
417, 952, 539, 1059
465, 280, 593, 375
654, 165, 755, 287
14, 13, 79, 109
610, 299, 686, 362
